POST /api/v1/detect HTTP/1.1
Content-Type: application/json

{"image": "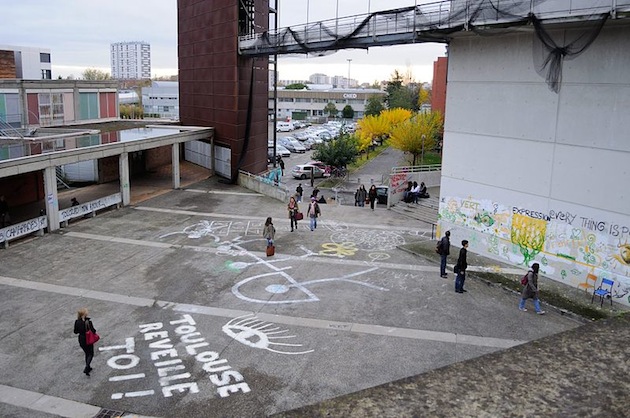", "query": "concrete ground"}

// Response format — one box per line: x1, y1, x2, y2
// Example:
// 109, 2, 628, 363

0, 148, 627, 418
